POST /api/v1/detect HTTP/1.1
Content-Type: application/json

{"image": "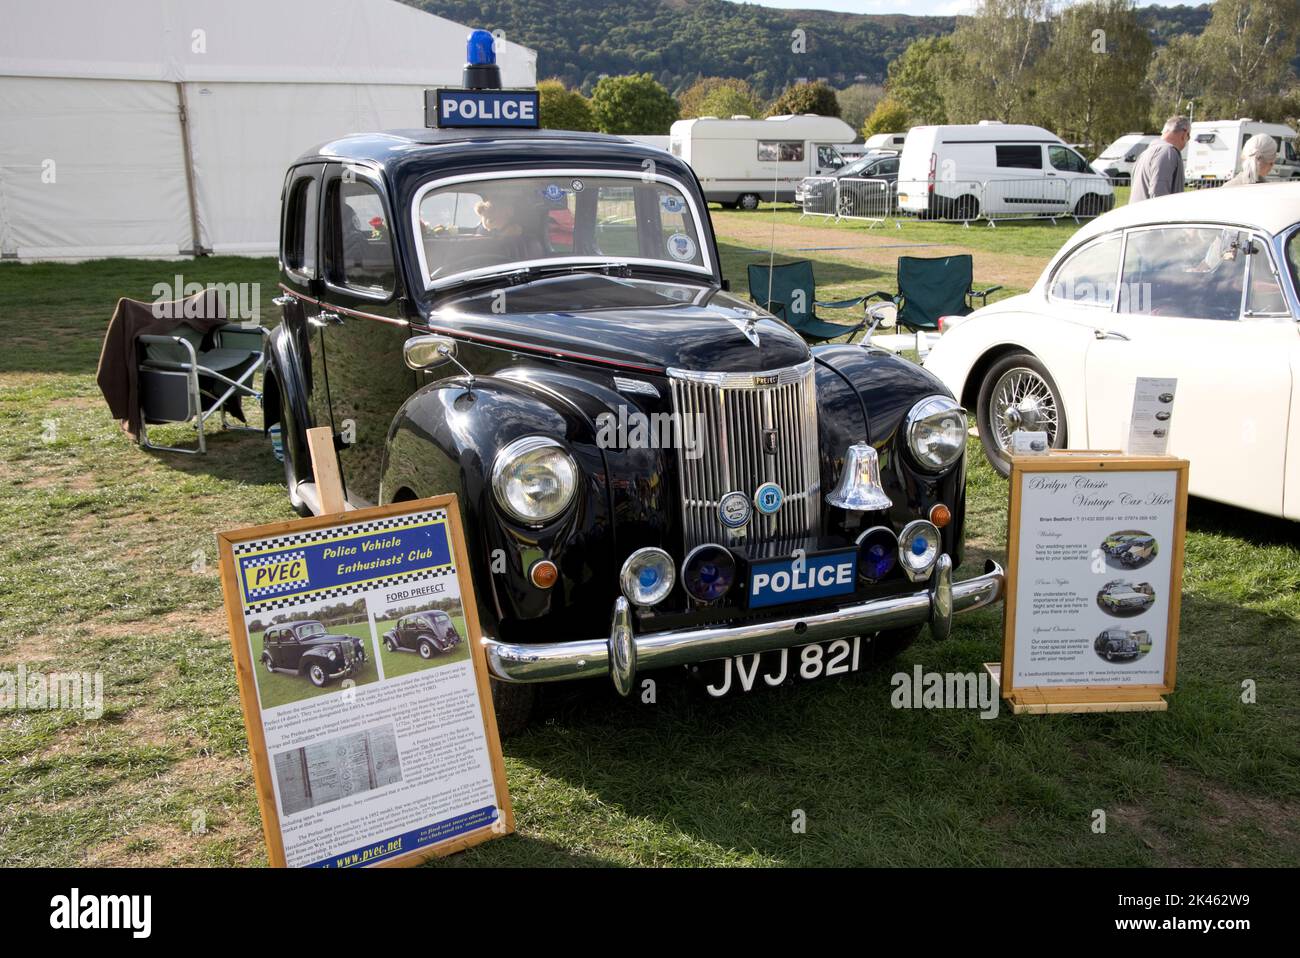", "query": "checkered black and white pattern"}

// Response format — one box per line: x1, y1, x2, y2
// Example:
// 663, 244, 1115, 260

242, 559, 456, 616
243, 550, 308, 599
232, 508, 448, 556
